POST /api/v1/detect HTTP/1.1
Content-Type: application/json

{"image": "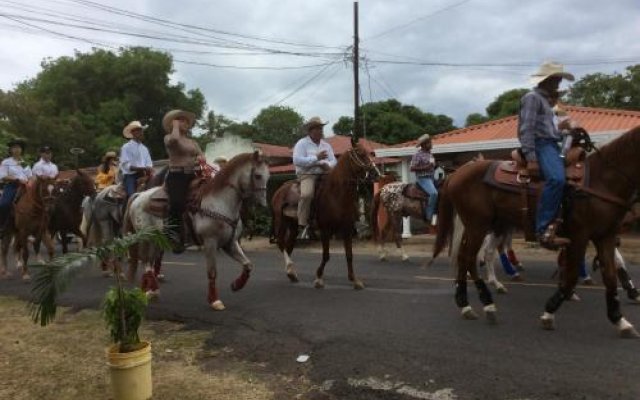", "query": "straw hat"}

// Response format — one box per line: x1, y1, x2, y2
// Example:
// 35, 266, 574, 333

162, 109, 196, 134
304, 116, 328, 132
102, 151, 118, 163
122, 121, 148, 139
415, 133, 432, 147
530, 62, 575, 86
